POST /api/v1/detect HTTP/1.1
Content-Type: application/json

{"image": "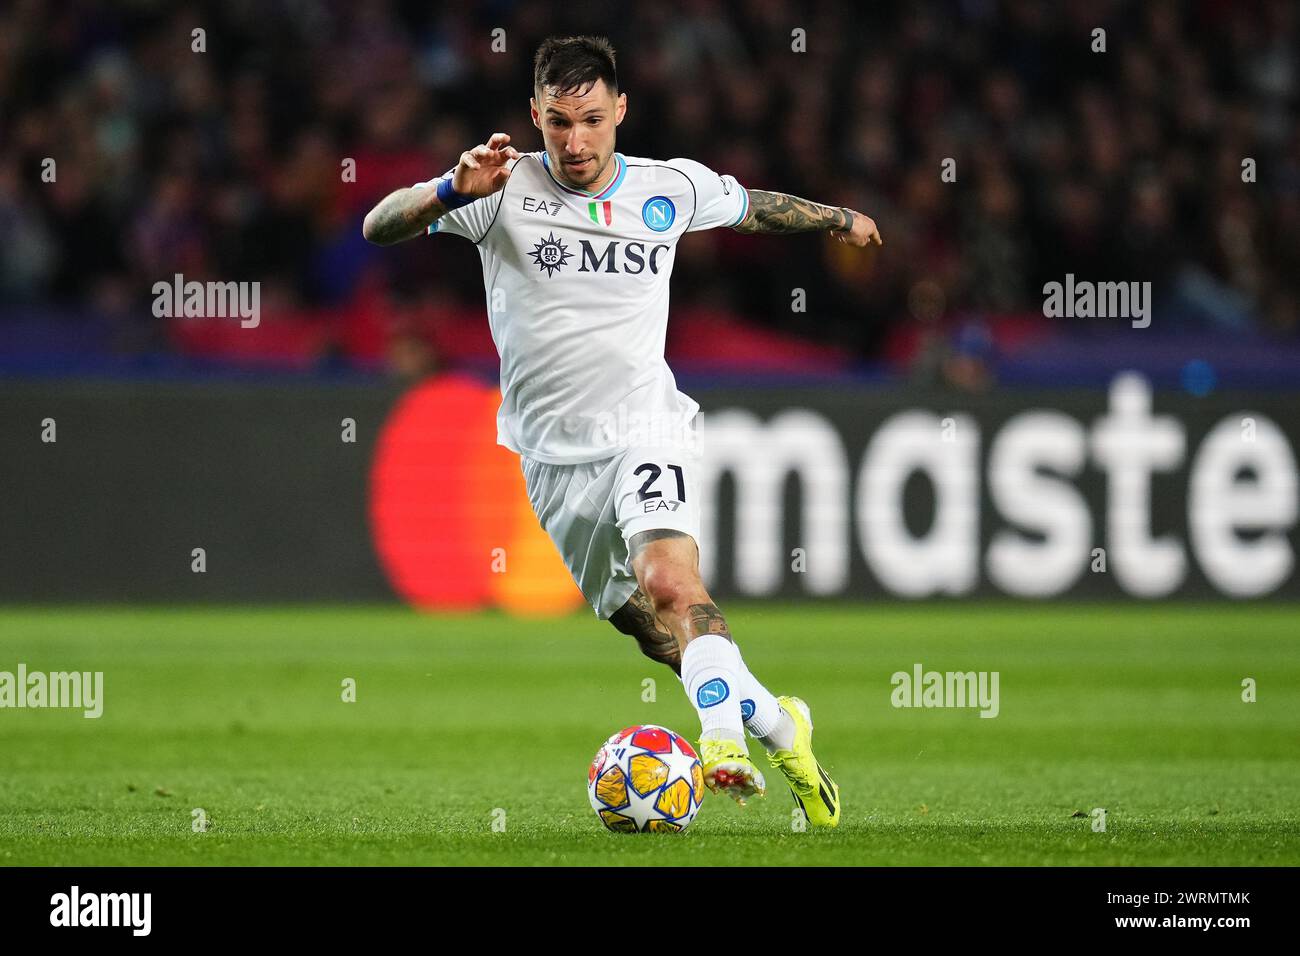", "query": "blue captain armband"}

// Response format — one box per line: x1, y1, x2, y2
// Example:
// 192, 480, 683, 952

435, 176, 474, 210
